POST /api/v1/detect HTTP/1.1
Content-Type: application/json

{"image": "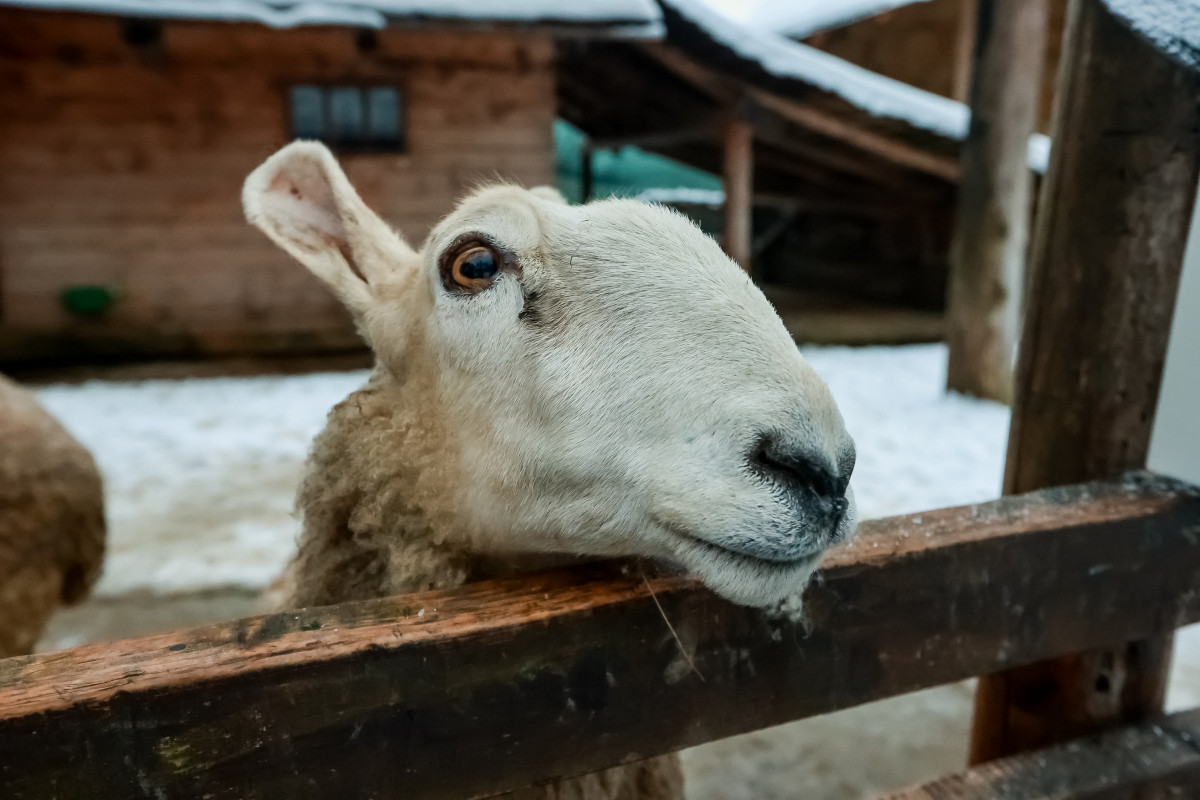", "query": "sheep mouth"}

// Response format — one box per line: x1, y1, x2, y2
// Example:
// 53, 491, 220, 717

679, 532, 824, 572
653, 516, 825, 571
